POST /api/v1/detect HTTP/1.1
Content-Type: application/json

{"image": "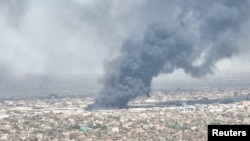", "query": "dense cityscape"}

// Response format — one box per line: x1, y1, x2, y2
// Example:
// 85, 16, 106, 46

0, 88, 249, 141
